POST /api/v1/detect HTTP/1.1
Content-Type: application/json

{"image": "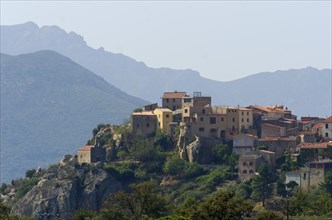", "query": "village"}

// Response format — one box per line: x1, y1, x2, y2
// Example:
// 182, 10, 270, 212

76, 90, 332, 191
